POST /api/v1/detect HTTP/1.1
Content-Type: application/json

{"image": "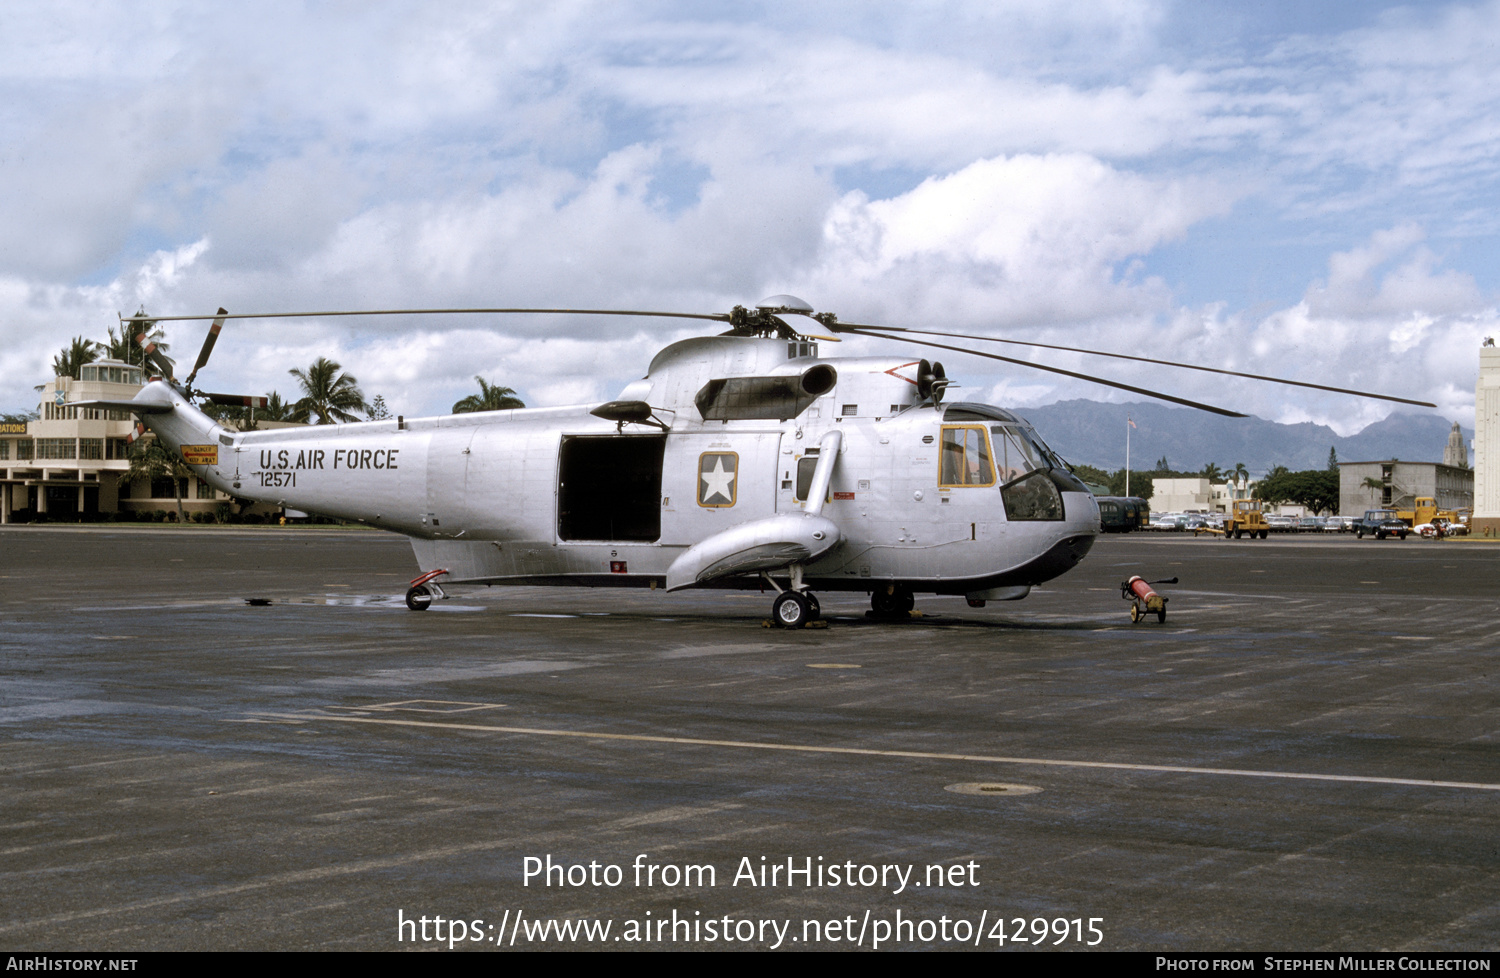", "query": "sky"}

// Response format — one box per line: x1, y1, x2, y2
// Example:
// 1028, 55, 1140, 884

2, 0, 1498, 434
